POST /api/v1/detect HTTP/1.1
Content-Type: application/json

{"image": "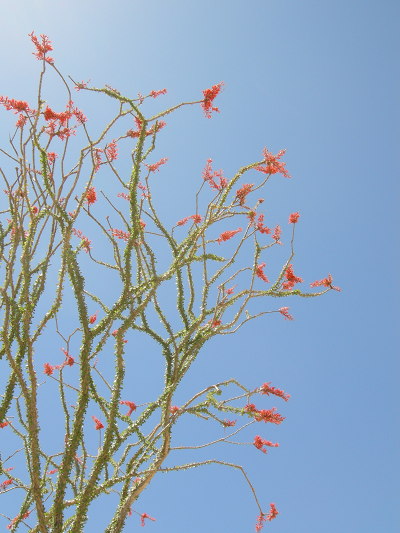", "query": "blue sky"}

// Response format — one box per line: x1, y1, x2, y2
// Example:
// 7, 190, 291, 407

1, 1, 399, 532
